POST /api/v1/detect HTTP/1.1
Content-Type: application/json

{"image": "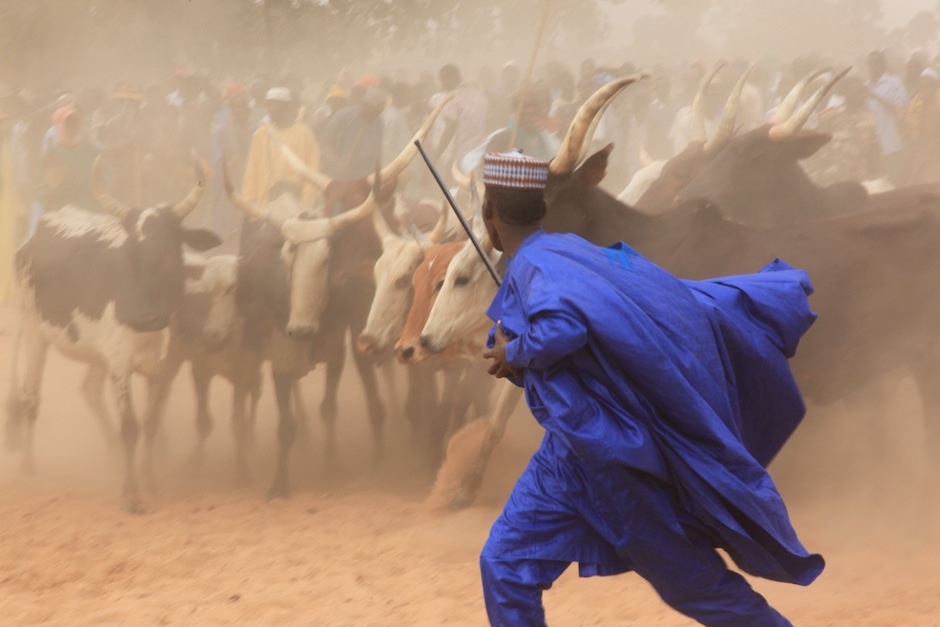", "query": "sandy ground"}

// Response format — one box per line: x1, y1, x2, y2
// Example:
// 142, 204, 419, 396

1, 303, 939, 626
